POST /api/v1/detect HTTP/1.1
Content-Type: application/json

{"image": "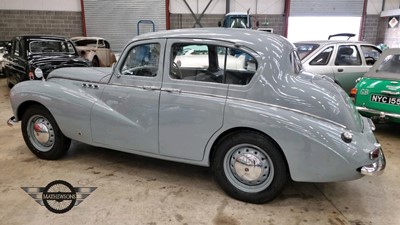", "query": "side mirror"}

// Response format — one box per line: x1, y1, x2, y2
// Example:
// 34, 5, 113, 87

218, 21, 222, 27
